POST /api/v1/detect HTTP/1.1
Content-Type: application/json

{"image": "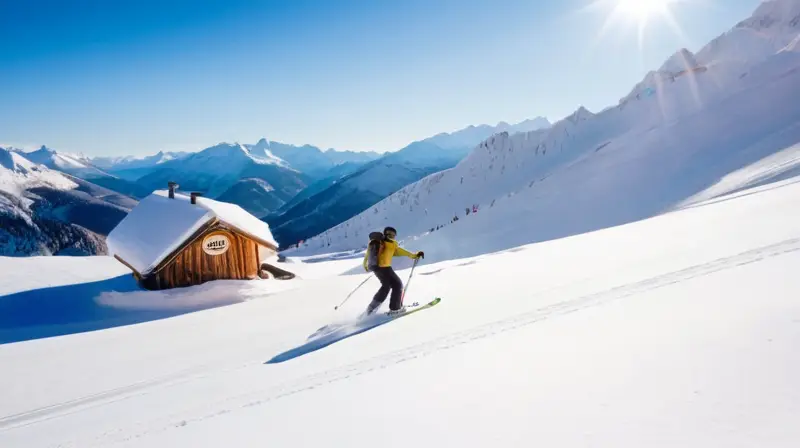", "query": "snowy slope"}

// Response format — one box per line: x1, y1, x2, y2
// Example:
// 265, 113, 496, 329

289, 2, 800, 256
1, 172, 799, 447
